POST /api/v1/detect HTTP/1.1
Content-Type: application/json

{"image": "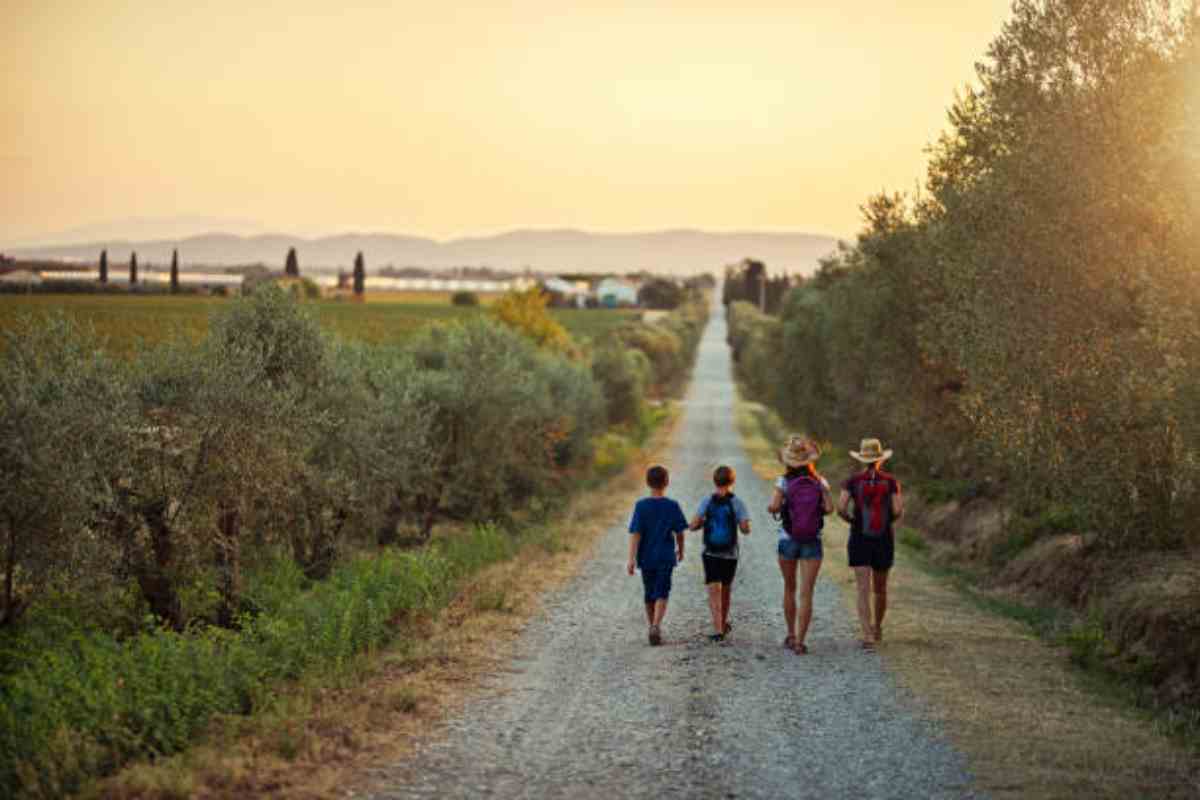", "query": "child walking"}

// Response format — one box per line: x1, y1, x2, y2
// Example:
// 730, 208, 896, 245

769, 436, 833, 655
837, 438, 904, 649
690, 465, 751, 643
627, 465, 689, 646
